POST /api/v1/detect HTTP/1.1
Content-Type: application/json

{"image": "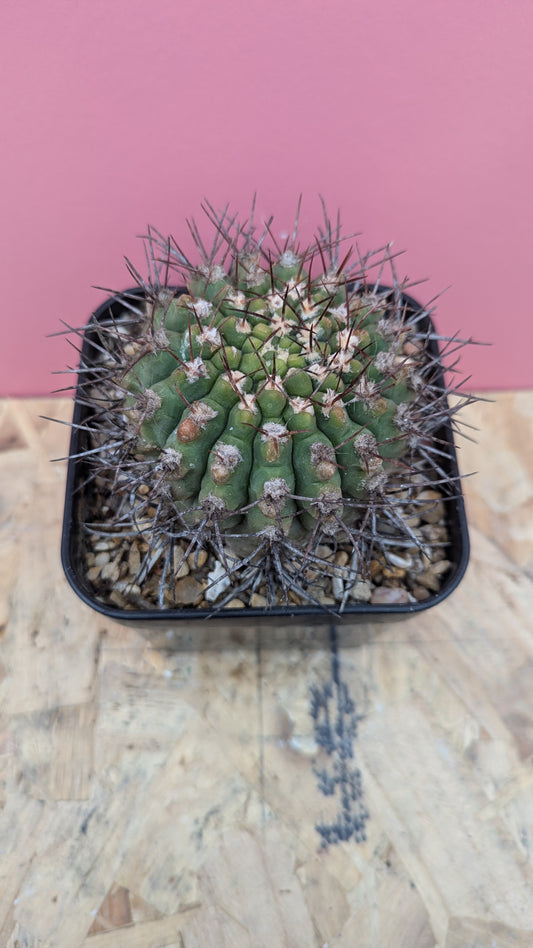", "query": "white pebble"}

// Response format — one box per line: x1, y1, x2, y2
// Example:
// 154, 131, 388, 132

100, 561, 120, 583
332, 576, 344, 601
204, 560, 232, 602
386, 552, 413, 569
